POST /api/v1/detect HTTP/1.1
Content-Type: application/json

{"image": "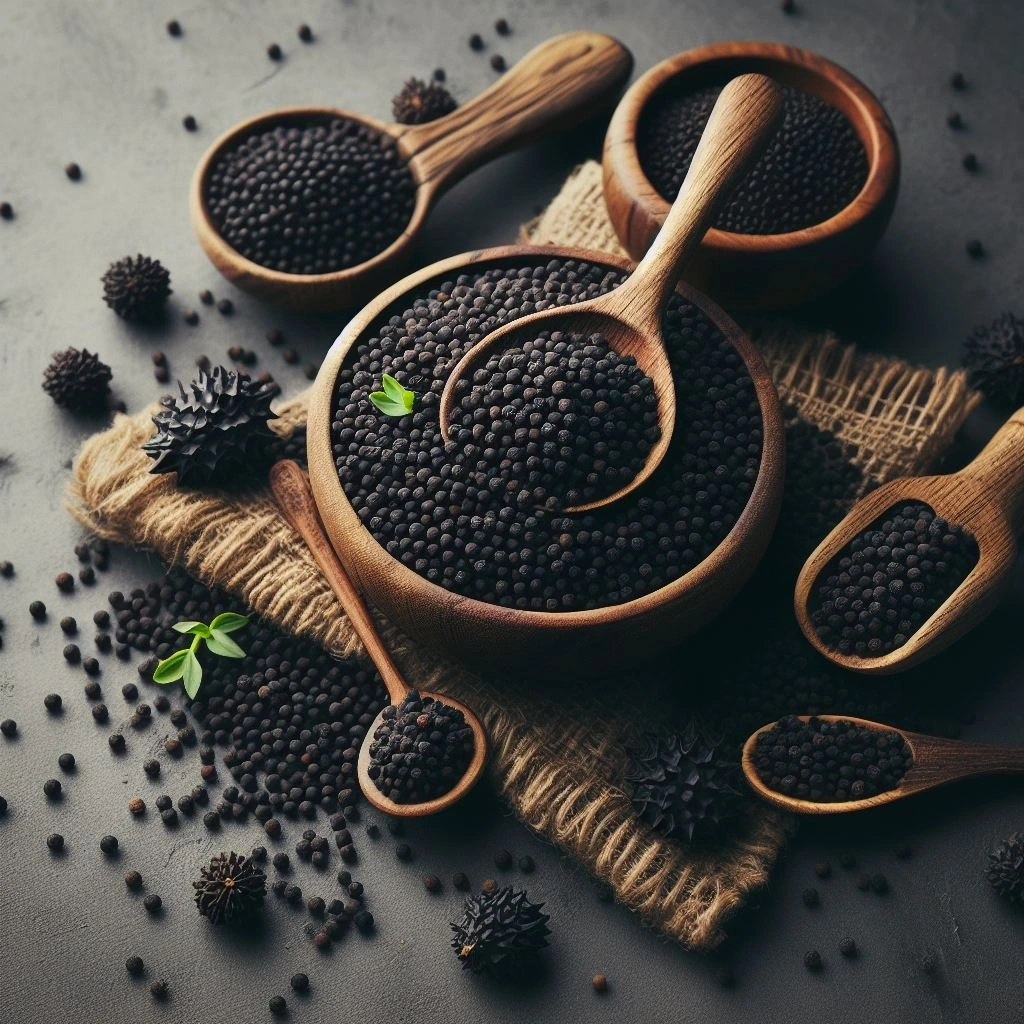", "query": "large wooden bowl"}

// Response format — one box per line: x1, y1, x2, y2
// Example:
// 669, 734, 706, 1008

603, 42, 900, 311
307, 245, 785, 680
